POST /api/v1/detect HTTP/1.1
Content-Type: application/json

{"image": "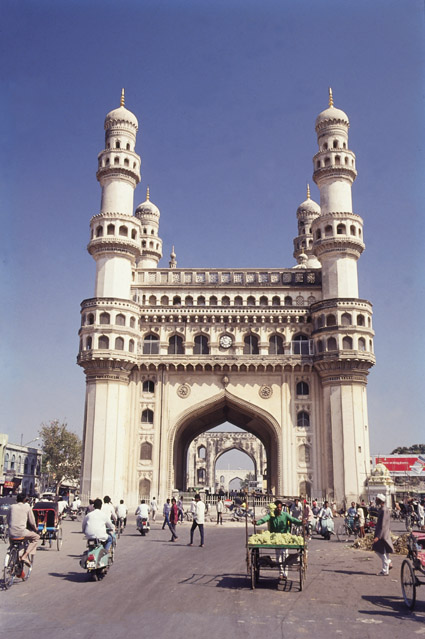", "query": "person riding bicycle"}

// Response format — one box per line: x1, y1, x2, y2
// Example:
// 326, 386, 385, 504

7, 493, 40, 566
82, 498, 115, 551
